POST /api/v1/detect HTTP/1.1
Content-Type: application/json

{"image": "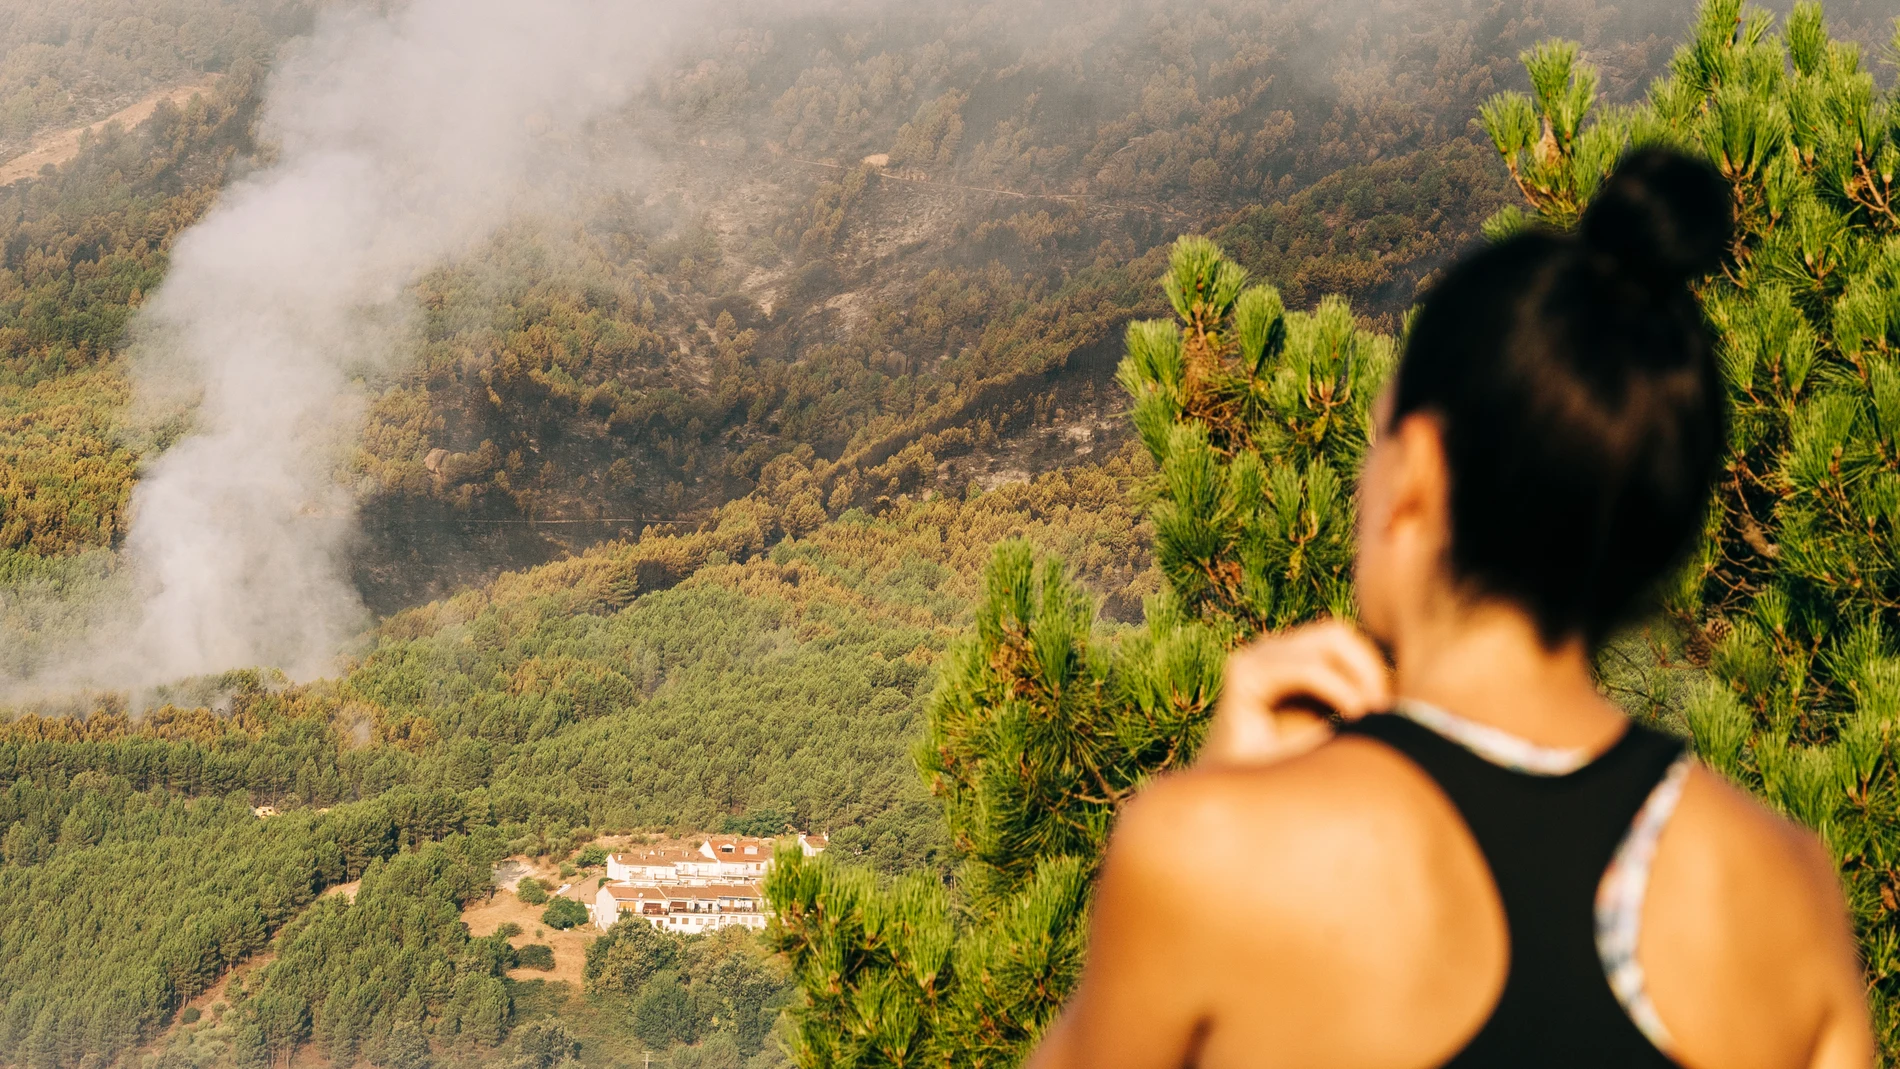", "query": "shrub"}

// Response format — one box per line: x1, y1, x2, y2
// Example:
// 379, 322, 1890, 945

515, 878, 548, 905
514, 944, 556, 971
585, 918, 679, 995
541, 897, 588, 930
631, 974, 697, 1048
511, 1020, 580, 1069
719, 808, 793, 837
